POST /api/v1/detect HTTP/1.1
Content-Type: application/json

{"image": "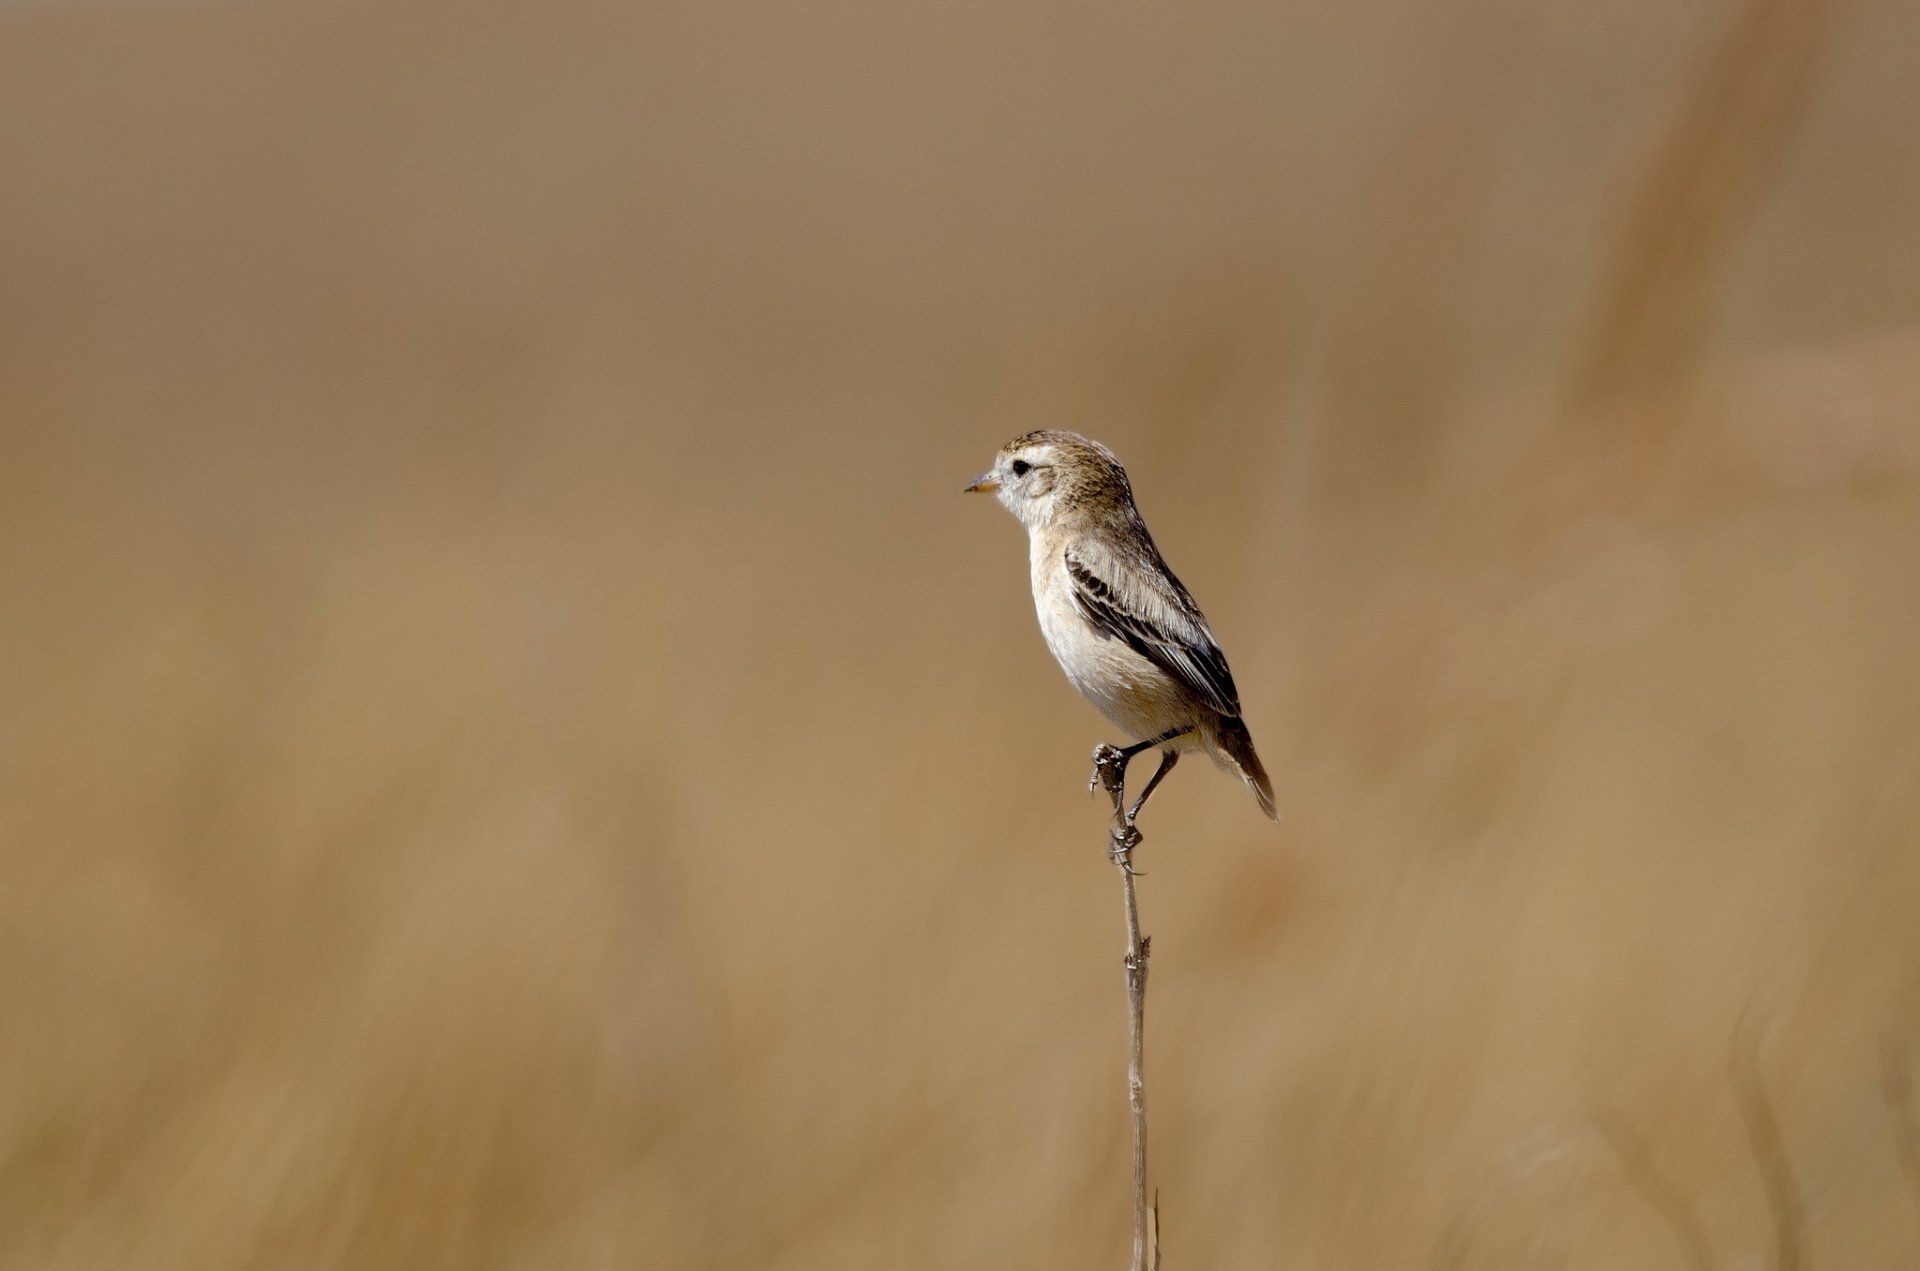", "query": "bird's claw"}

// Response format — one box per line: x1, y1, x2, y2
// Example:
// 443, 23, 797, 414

1109, 822, 1144, 873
